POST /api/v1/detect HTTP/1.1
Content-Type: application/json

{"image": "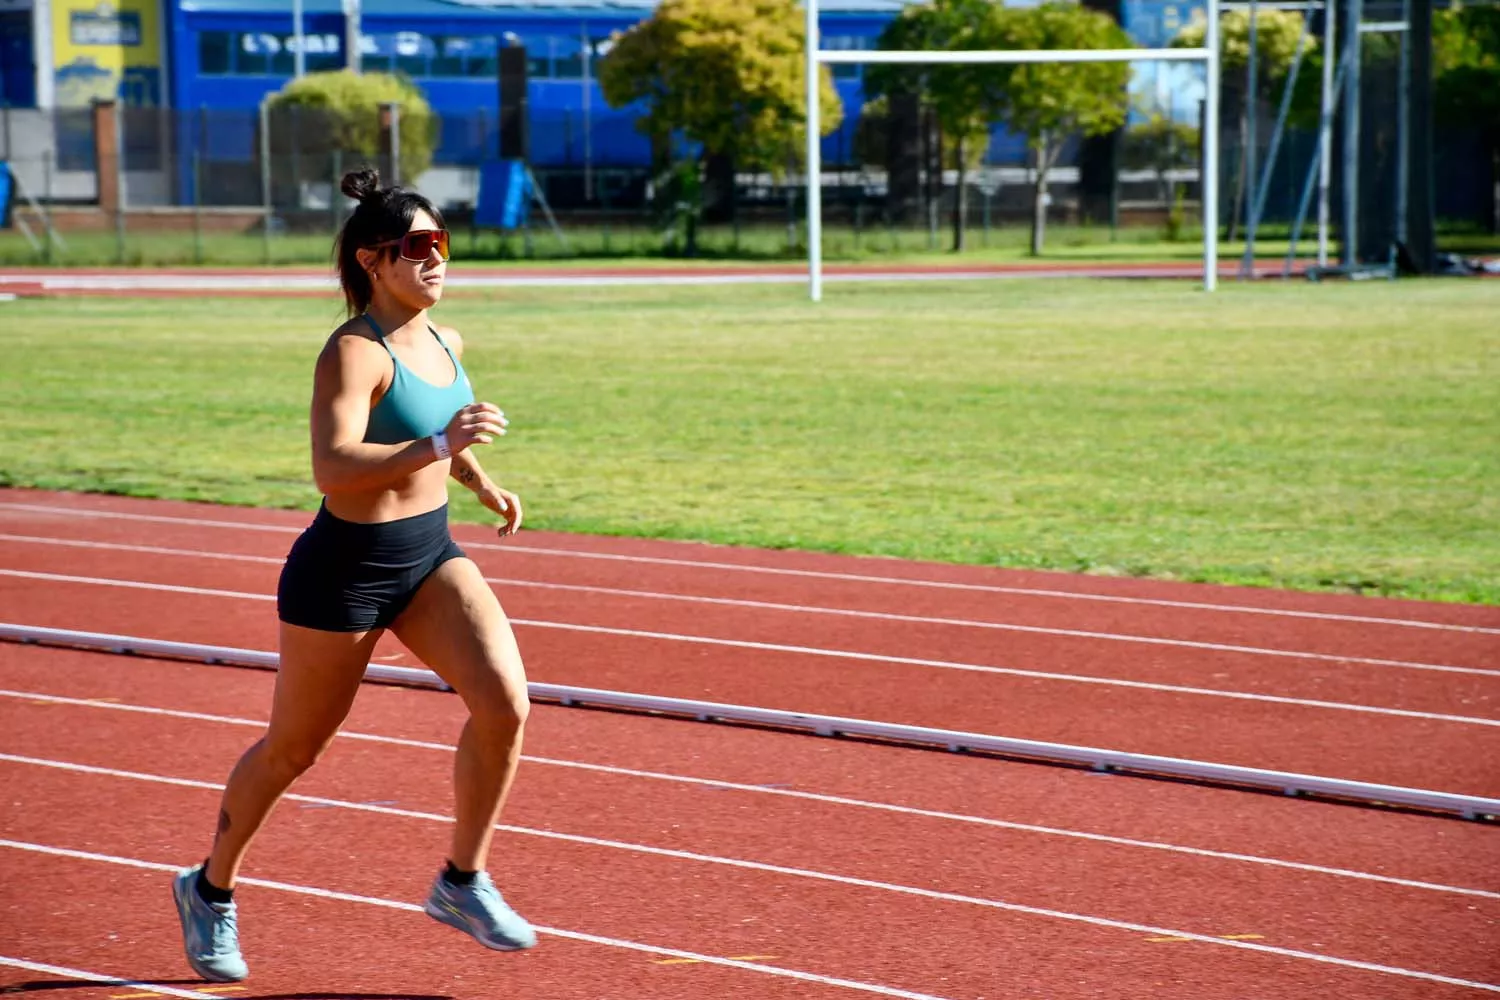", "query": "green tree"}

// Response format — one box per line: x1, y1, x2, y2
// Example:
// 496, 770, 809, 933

1124, 110, 1200, 236
597, 0, 843, 253
267, 70, 437, 185
866, 0, 1003, 251
983, 2, 1132, 255
1434, 0, 1500, 231
1174, 10, 1316, 239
